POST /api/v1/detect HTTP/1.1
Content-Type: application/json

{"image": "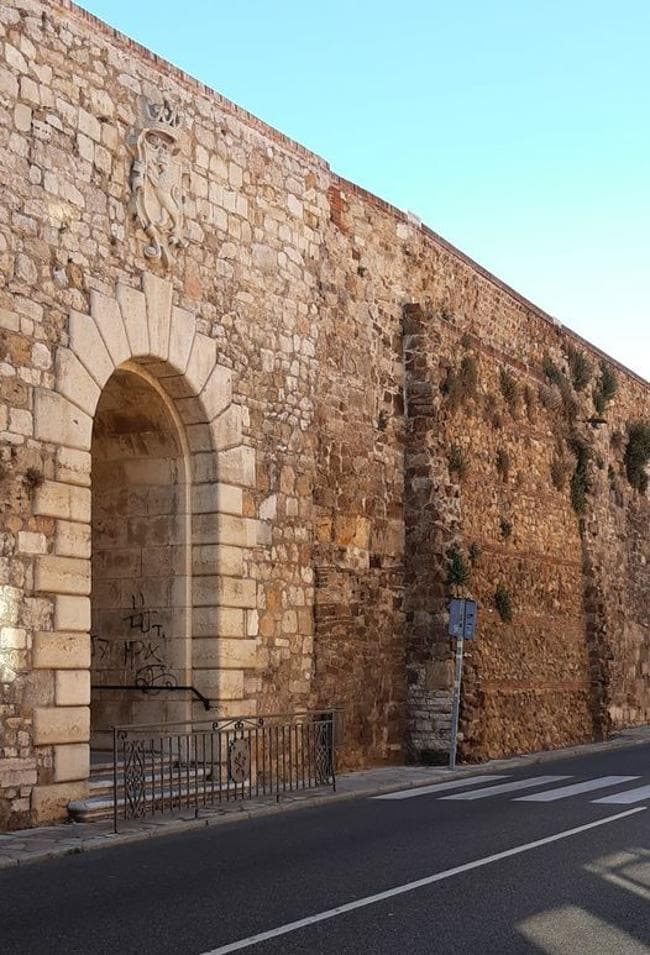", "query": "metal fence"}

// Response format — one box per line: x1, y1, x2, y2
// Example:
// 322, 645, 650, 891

112, 710, 340, 831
